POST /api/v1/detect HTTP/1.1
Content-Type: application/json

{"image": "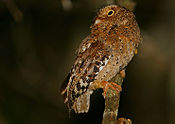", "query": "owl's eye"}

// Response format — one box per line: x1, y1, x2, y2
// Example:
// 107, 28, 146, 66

107, 10, 114, 16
